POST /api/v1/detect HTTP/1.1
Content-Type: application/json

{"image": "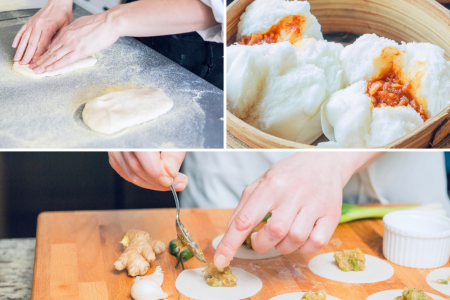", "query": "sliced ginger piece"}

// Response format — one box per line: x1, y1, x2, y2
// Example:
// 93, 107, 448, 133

114, 229, 166, 277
